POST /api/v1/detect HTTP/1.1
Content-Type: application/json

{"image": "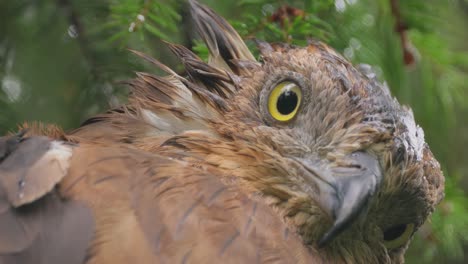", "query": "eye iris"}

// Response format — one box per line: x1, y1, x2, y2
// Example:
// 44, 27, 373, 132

383, 224, 407, 241
266, 81, 302, 122
277, 90, 298, 115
